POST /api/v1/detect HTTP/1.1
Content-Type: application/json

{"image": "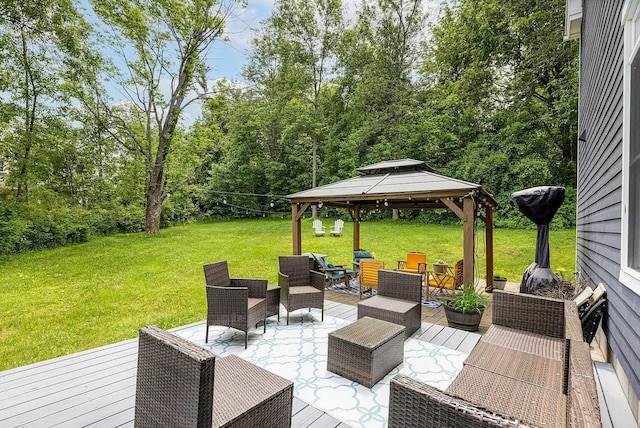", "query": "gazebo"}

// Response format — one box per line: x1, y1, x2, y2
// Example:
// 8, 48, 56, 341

286, 159, 498, 287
